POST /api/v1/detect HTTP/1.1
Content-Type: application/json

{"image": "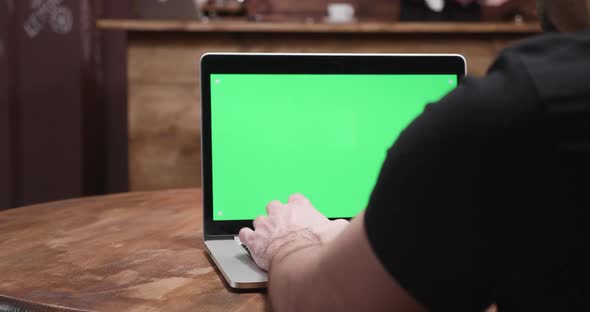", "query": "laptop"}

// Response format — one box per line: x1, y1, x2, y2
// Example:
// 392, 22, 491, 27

200, 53, 466, 289
134, 0, 201, 20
